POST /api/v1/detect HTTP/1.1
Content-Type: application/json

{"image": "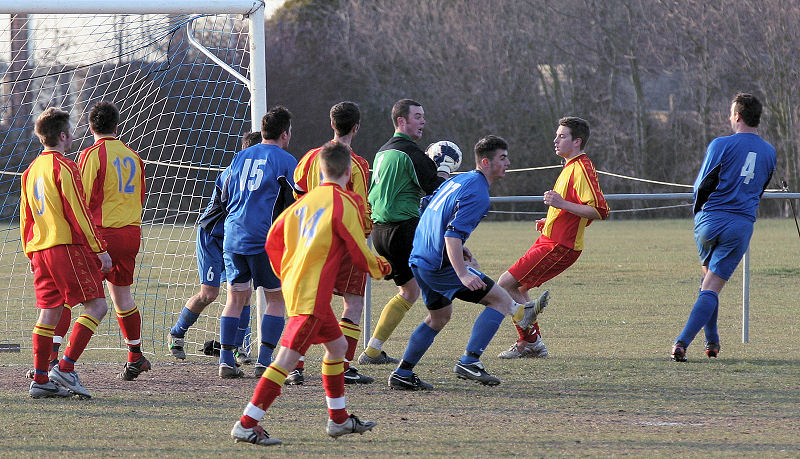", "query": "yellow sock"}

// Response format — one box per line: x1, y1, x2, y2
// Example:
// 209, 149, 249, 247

512, 303, 524, 323
364, 294, 412, 358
